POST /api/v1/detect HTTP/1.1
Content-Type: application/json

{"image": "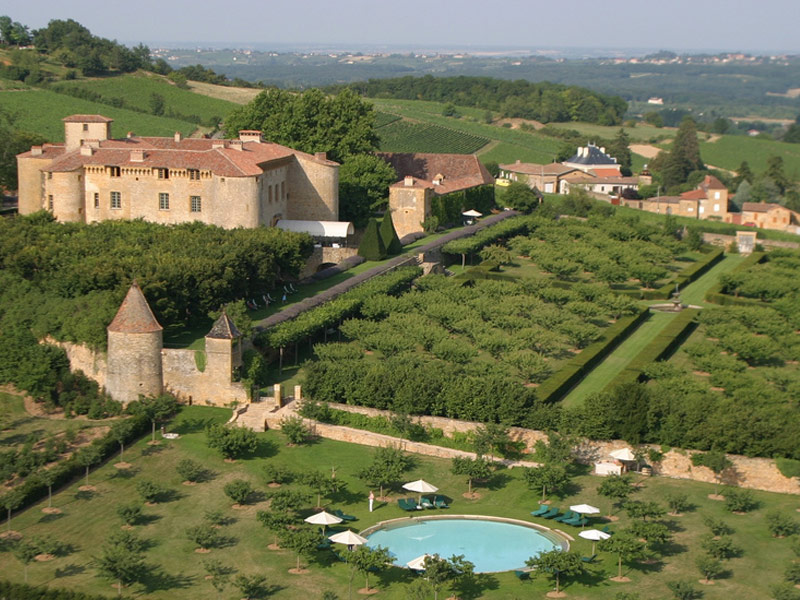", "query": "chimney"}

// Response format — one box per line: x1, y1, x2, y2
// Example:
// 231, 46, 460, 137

404, 176, 414, 187
127, 132, 134, 139
315, 151, 327, 161
130, 149, 145, 162
174, 132, 182, 143
80, 145, 94, 157
515, 159, 521, 164
229, 139, 243, 151
31, 146, 43, 156
212, 141, 226, 149
239, 130, 263, 144
85, 139, 100, 149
